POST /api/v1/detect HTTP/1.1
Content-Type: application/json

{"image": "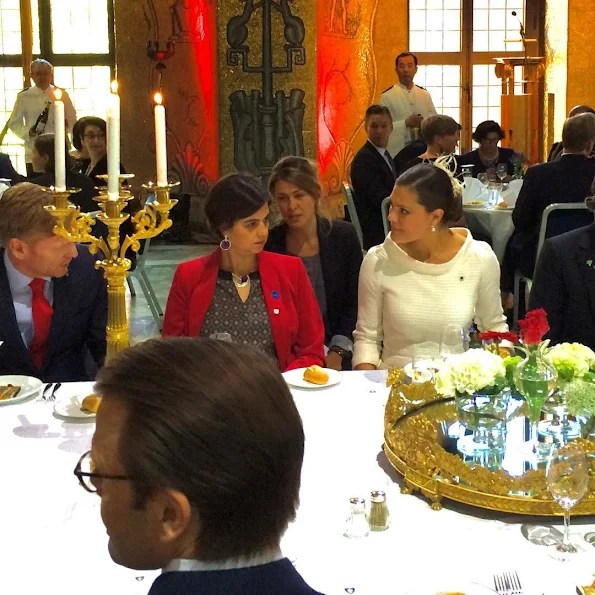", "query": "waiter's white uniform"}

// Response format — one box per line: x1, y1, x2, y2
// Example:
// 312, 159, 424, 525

379, 82, 437, 157
8, 85, 76, 162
